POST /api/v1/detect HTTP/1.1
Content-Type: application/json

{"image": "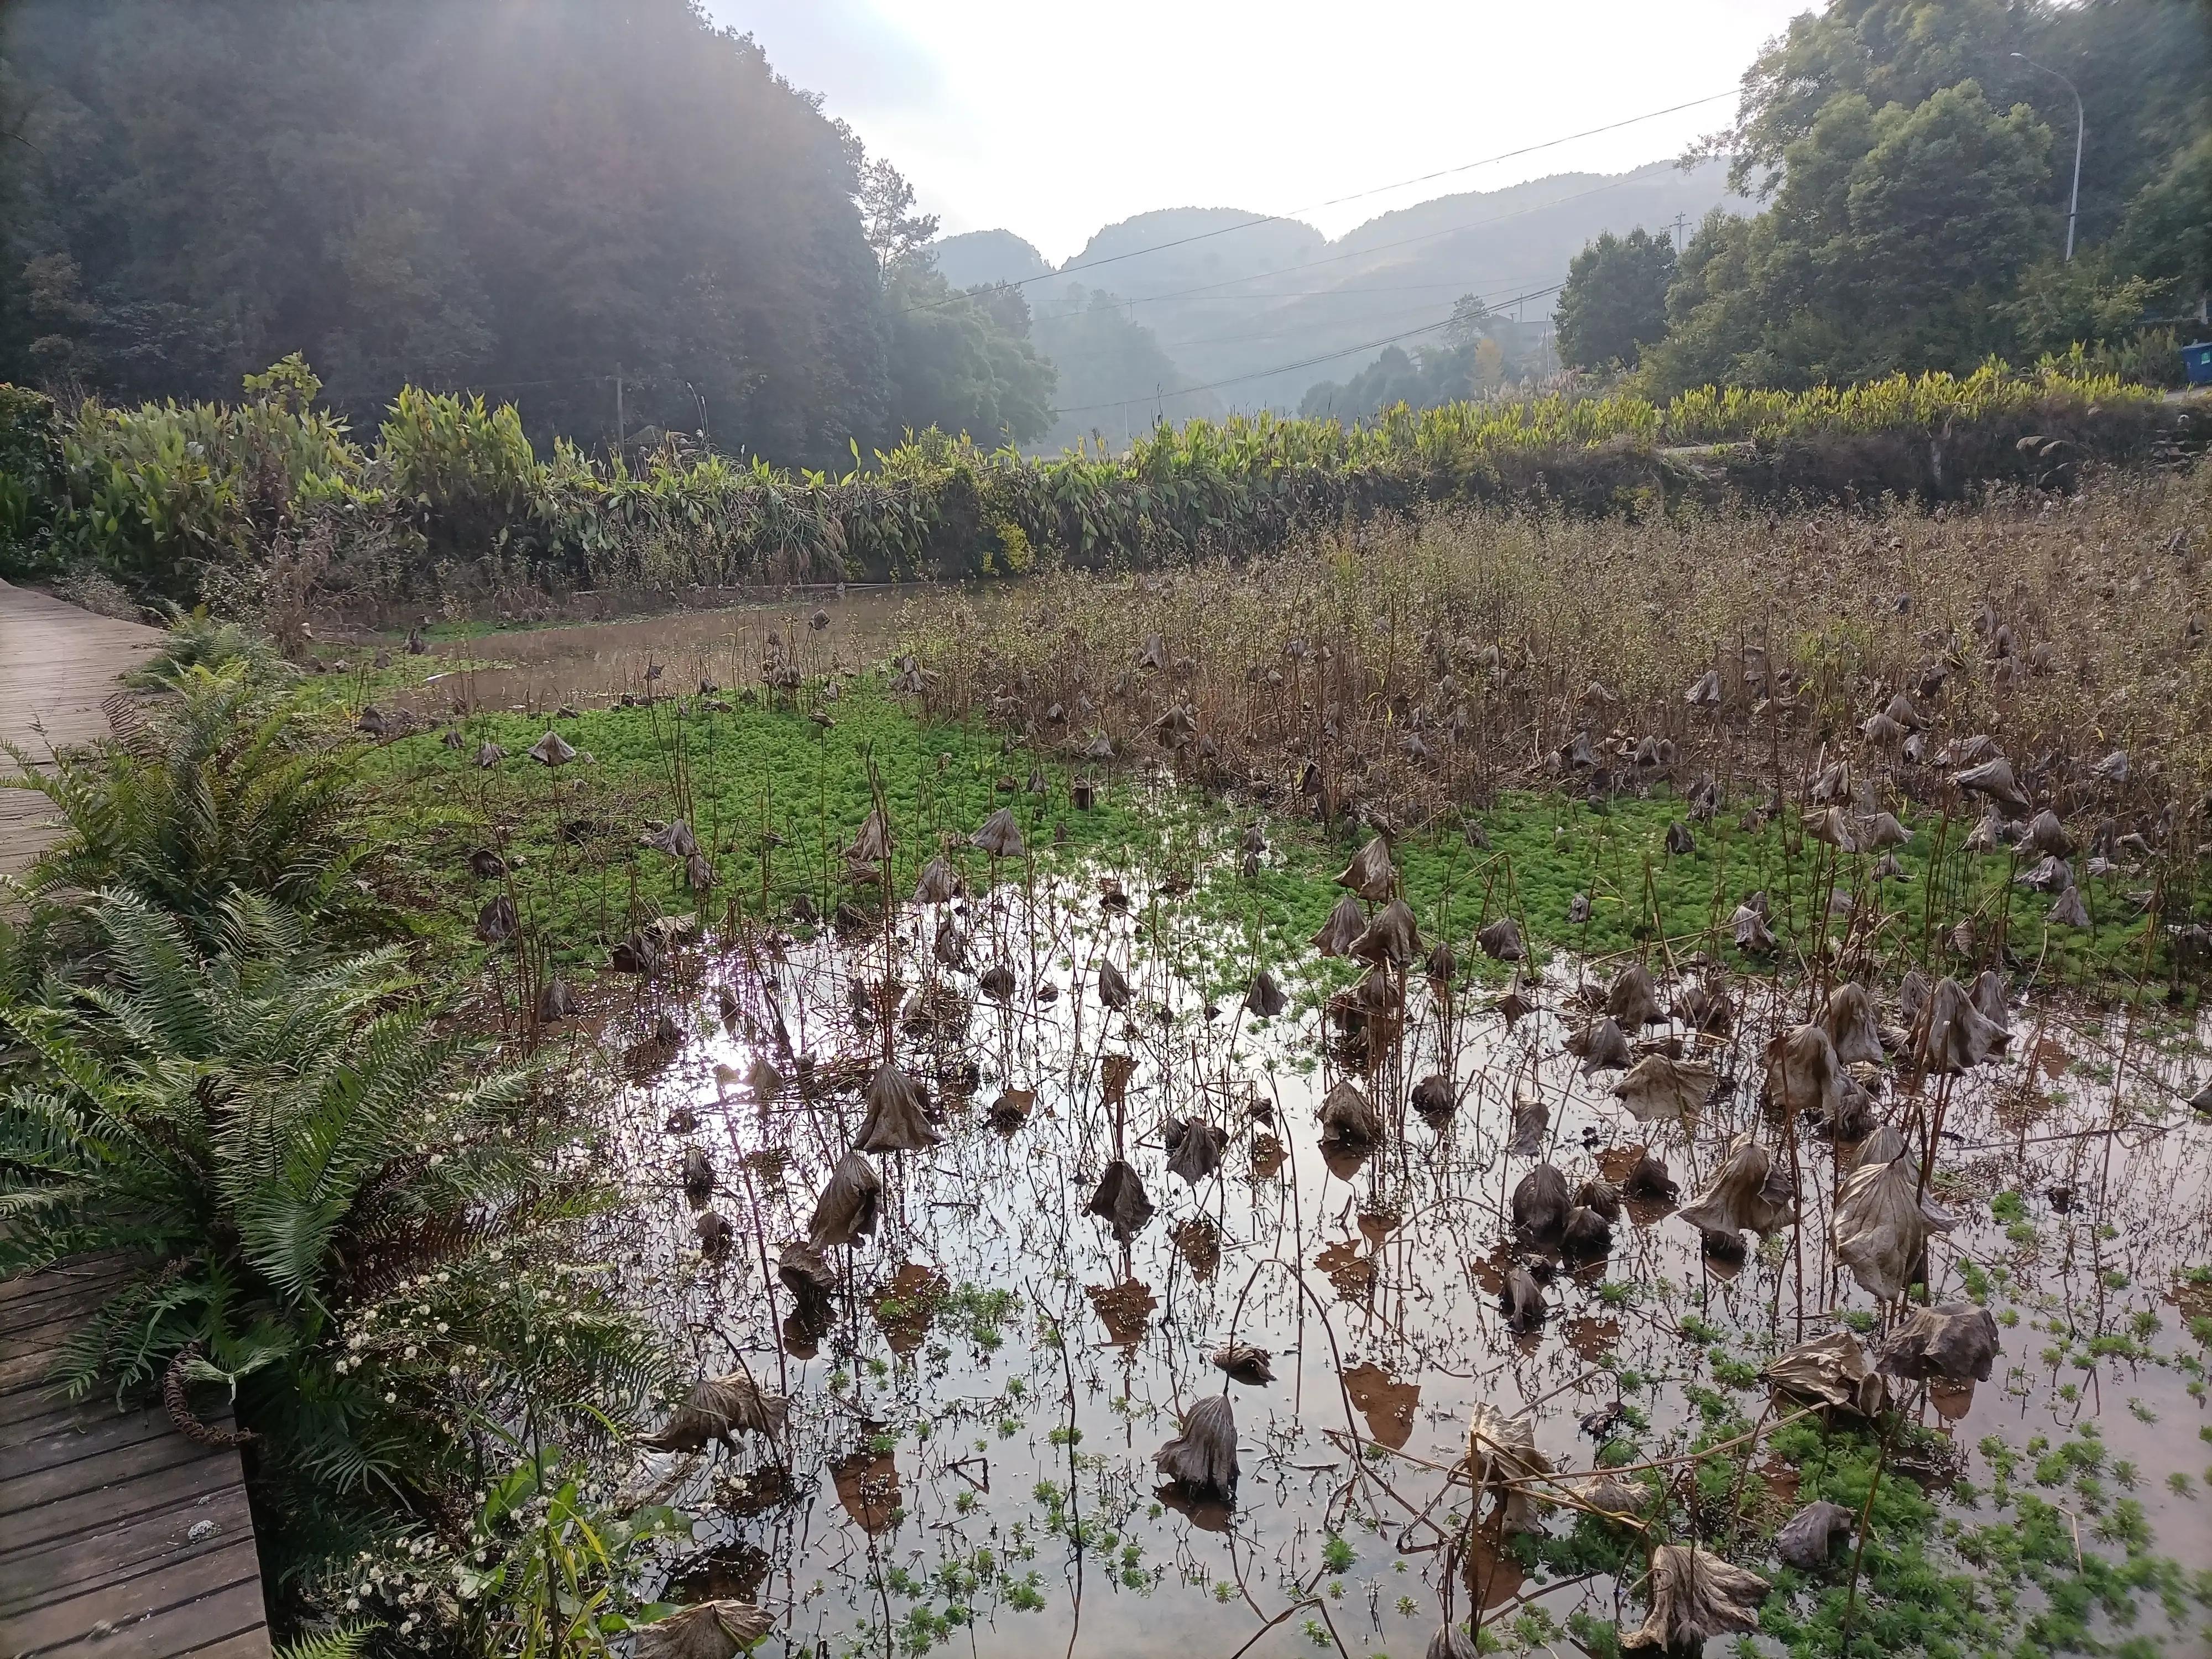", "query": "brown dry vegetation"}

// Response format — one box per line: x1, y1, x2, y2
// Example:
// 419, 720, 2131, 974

900, 463, 2212, 862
